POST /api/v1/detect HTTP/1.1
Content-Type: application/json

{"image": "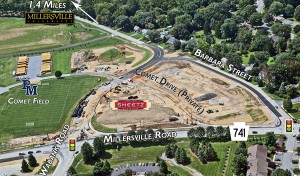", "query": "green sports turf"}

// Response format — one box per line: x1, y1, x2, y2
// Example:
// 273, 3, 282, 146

0, 75, 104, 139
